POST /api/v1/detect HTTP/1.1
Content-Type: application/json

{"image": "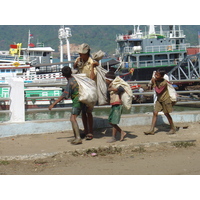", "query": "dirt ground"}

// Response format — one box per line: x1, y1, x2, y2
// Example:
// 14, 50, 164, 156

1, 122, 200, 175
1, 141, 200, 175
